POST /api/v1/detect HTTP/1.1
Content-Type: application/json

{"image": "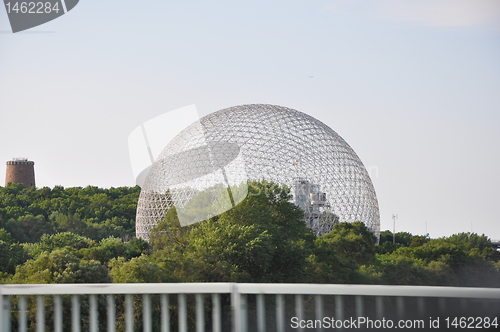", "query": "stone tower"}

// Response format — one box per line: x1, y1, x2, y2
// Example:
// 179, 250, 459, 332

5, 158, 36, 188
